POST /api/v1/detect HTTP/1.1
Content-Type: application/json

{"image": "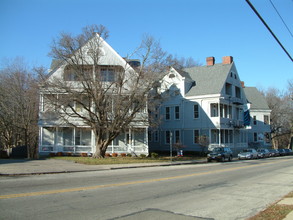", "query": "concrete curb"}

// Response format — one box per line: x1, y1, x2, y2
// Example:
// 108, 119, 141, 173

0, 159, 207, 176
